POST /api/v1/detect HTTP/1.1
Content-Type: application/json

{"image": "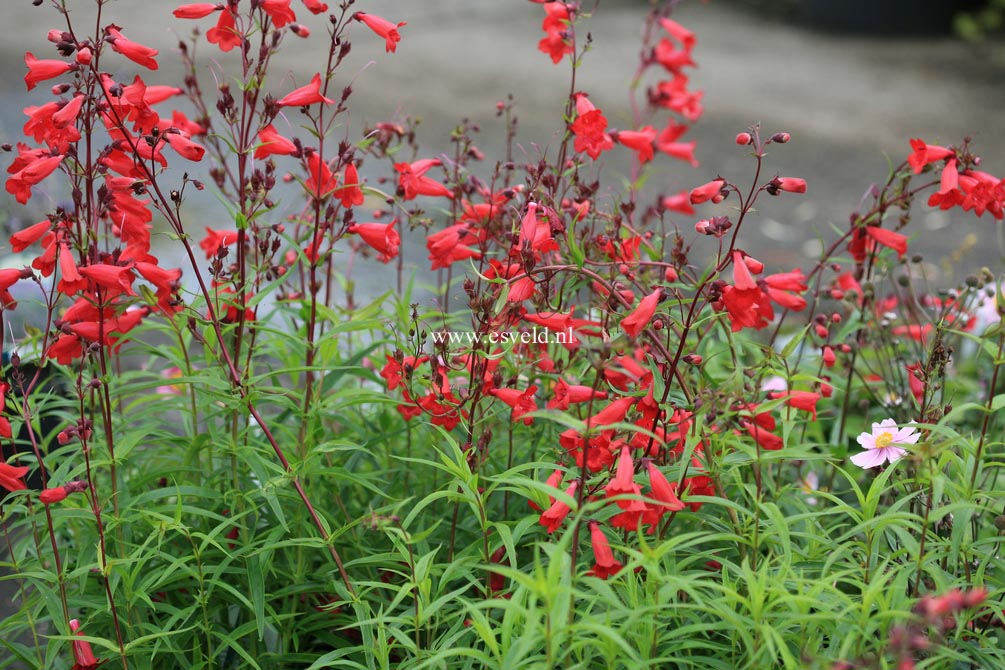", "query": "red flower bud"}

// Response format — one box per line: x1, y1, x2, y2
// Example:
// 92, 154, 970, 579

735, 132, 752, 145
